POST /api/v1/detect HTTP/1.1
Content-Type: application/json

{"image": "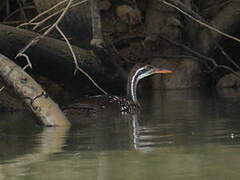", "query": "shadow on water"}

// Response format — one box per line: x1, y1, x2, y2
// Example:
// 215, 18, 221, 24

1, 89, 240, 179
